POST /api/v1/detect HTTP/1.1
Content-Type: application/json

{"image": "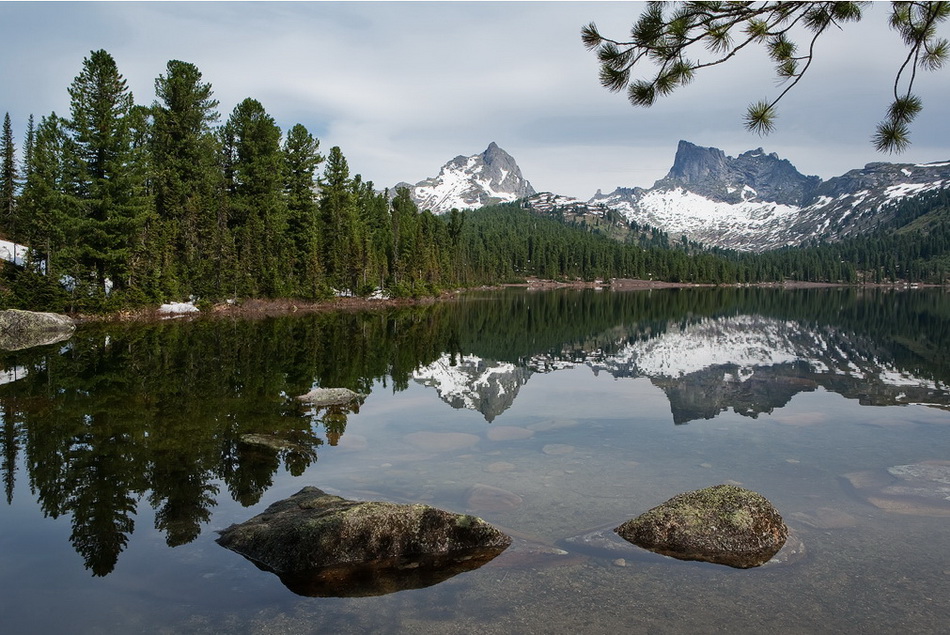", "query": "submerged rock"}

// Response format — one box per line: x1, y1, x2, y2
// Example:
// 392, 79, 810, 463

296, 387, 365, 407
239, 433, 314, 456
216, 486, 511, 597
843, 460, 950, 517
0, 309, 75, 351
614, 484, 788, 569
405, 431, 480, 452
465, 483, 523, 512
561, 522, 803, 568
